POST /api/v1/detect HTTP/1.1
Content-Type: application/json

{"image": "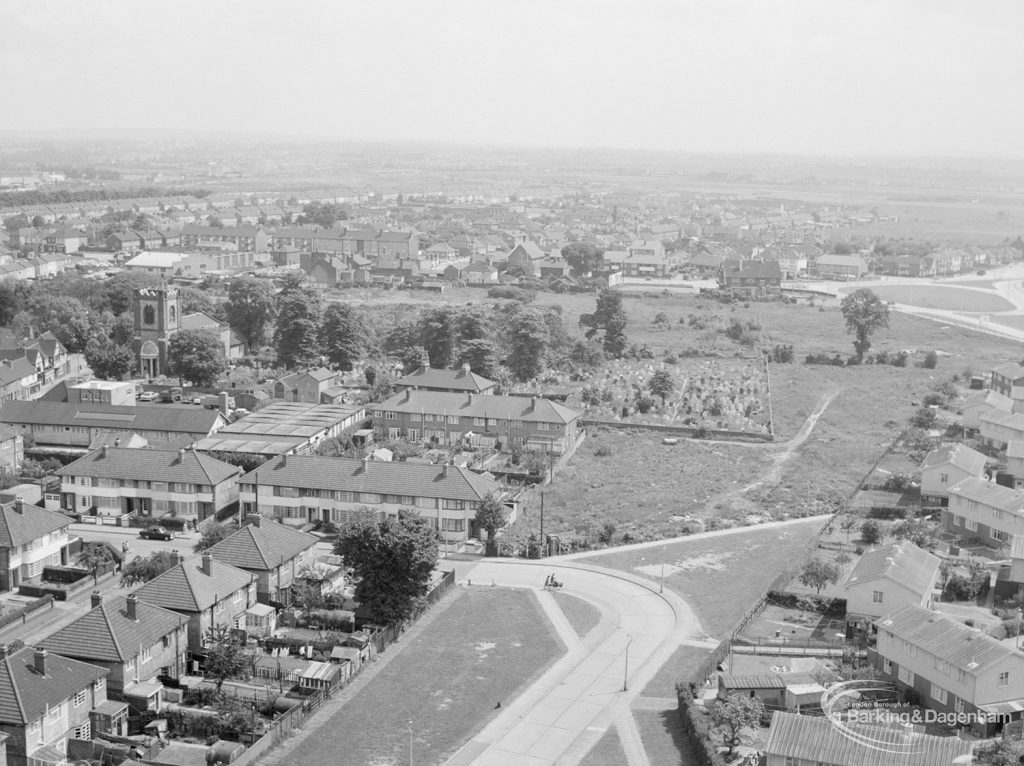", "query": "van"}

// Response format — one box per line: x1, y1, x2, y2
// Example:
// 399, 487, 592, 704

159, 387, 183, 403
